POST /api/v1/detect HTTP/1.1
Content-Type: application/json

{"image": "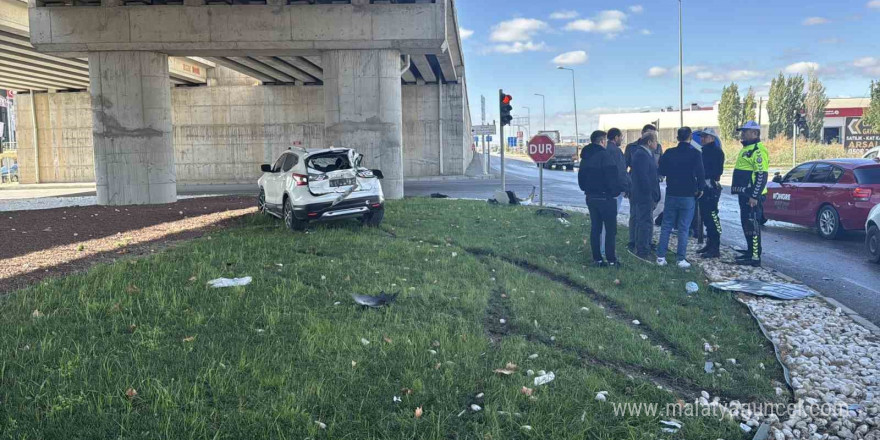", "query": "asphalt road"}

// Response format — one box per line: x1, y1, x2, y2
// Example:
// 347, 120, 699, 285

405, 154, 880, 326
